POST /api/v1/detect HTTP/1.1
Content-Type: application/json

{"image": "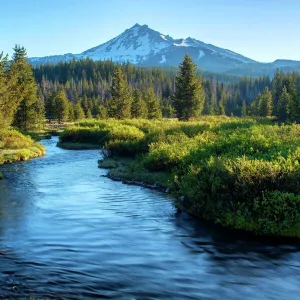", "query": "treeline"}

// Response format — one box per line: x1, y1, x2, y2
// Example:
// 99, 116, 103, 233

34, 57, 272, 121
1, 46, 300, 130
0, 46, 44, 131
39, 54, 299, 122
247, 71, 300, 122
